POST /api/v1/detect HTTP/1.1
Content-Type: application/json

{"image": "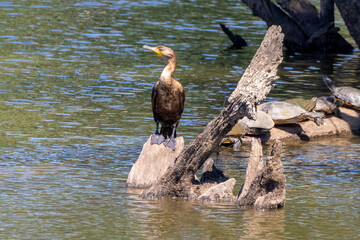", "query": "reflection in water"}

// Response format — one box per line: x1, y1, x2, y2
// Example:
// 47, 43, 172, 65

132, 199, 238, 239
126, 197, 242, 239
242, 208, 285, 239
124, 196, 286, 239
0, 0, 359, 239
